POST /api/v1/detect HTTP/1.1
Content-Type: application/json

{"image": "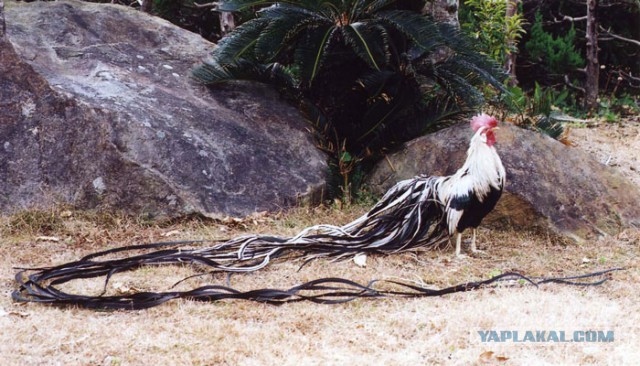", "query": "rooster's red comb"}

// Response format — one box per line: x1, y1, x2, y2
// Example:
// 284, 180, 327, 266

471, 113, 498, 131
